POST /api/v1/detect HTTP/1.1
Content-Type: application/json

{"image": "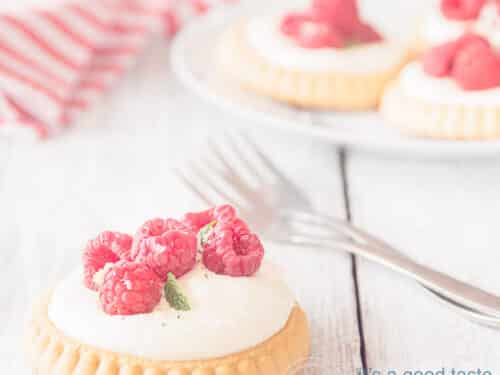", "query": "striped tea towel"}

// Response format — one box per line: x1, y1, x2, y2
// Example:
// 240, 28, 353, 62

0, 0, 231, 138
